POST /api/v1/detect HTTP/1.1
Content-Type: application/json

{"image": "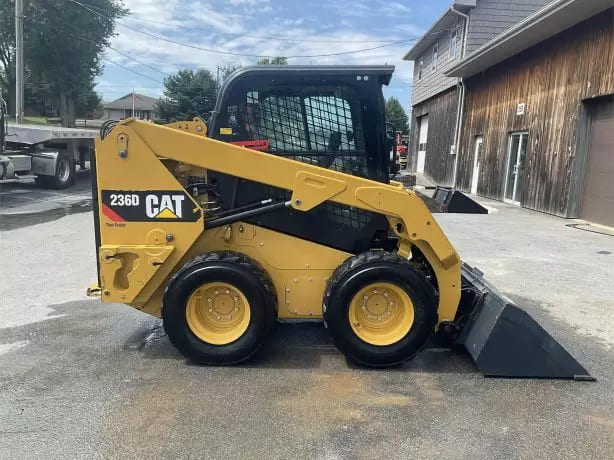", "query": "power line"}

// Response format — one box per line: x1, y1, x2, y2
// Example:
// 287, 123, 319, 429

123, 16, 403, 44
69, 0, 416, 59
107, 46, 170, 76
80, 1, 408, 44
102, 57, 164, 84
